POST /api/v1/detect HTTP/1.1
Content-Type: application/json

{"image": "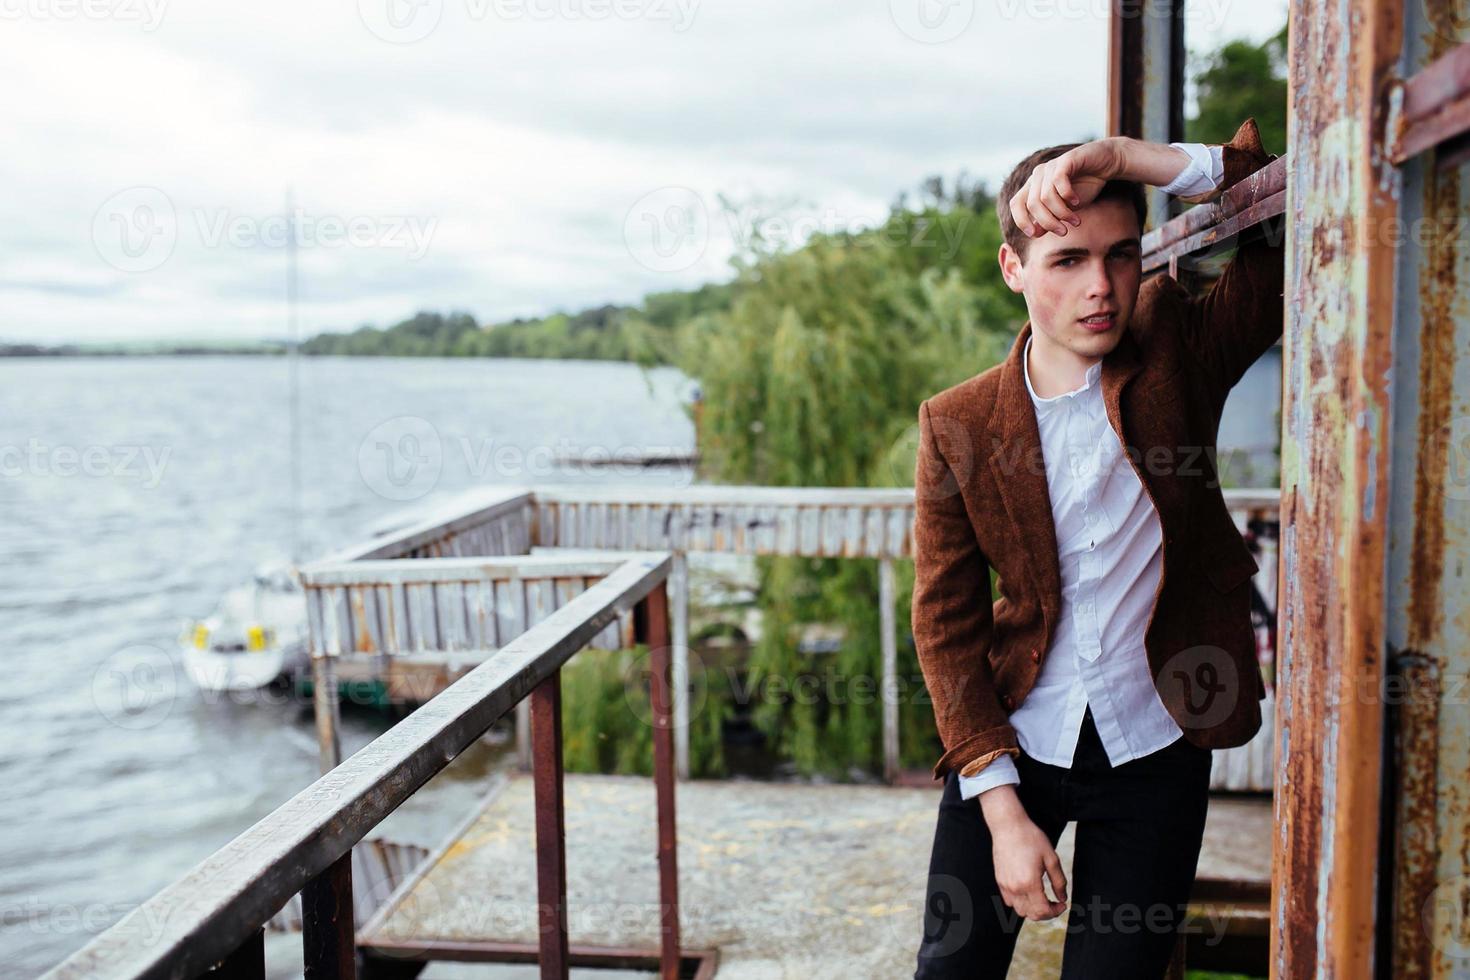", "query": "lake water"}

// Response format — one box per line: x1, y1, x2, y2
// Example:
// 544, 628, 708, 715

0, 355, 697, 974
